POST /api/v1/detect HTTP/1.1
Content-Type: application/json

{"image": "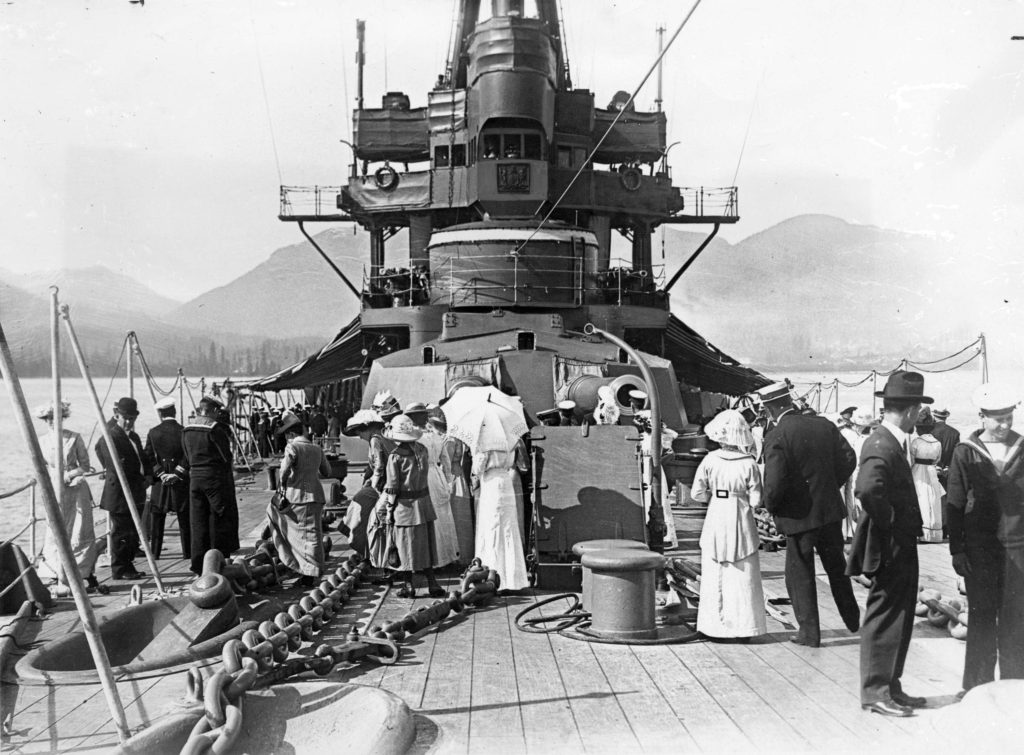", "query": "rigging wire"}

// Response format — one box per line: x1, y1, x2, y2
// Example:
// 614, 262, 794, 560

906, 337, 981, 366
514, 0, 704, 255
731, 68, 765, 188
85, 334, 128, 450
248, 0, 283, 185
